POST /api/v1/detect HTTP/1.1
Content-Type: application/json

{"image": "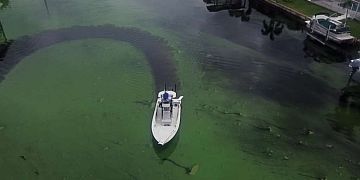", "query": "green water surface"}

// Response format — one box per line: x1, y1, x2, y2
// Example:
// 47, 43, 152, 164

0, 0, 359, 179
